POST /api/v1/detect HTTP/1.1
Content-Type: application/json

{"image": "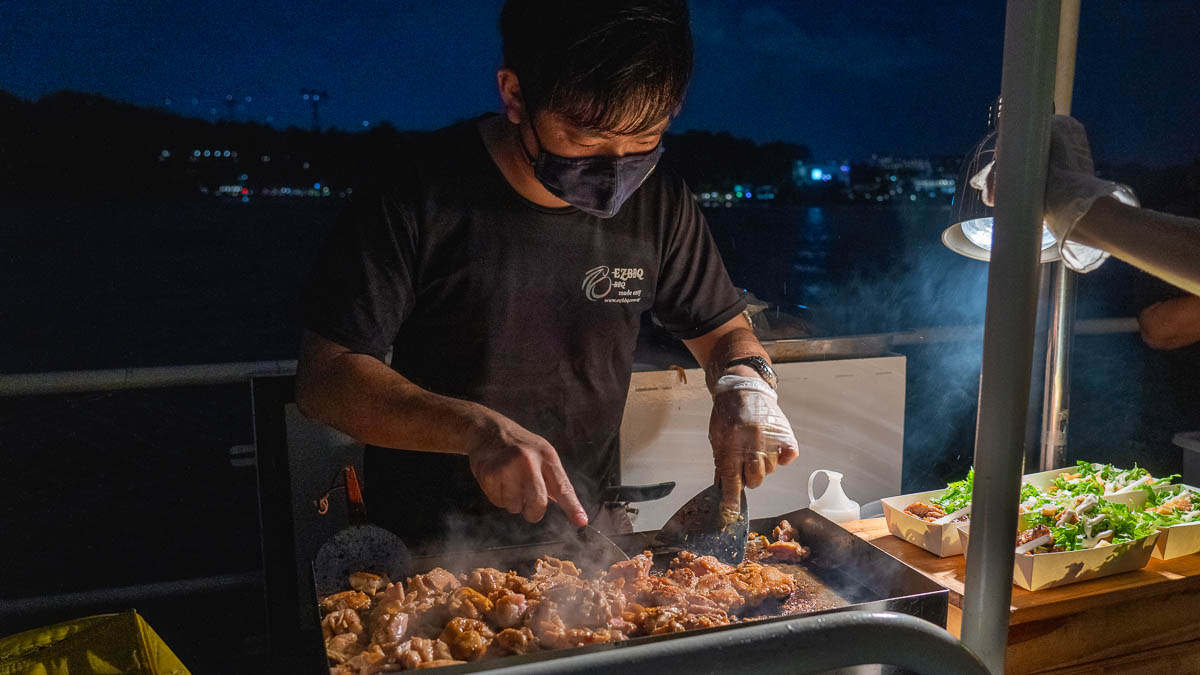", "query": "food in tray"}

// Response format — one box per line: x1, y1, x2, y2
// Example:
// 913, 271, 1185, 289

1043, 461, 1178, 497
1139, 485, 1200, 527
903, 469, 973, 522
1014, 486, 1156, 554
323, 520, 816, 672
